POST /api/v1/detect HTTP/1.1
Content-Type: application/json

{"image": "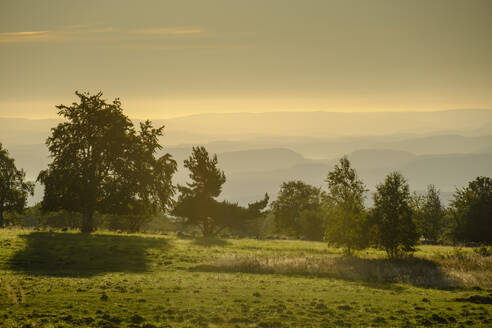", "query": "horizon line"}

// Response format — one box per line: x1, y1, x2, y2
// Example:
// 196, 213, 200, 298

1, 108, 491, 121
